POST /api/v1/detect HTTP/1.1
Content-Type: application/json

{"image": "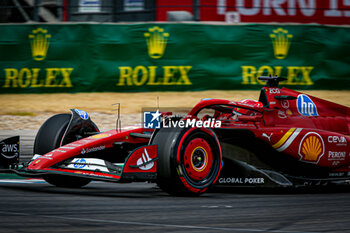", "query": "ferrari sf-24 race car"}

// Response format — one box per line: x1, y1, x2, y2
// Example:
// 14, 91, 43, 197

1, 76, 350, 196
